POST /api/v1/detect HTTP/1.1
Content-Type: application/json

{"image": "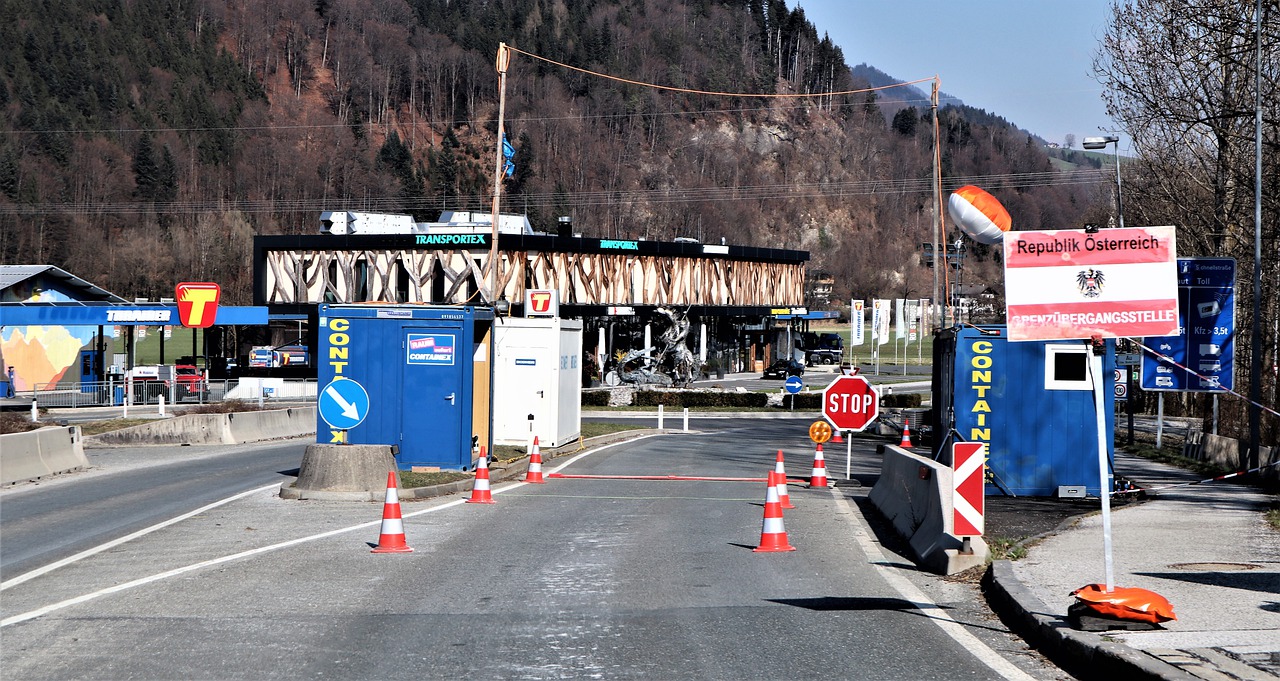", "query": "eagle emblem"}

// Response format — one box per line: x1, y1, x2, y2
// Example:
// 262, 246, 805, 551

1076, 269, 1105, 298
